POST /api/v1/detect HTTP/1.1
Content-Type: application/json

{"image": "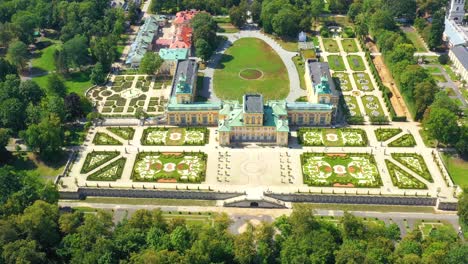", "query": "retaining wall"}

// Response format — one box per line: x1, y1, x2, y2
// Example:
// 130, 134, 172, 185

61, 188, 243, 200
